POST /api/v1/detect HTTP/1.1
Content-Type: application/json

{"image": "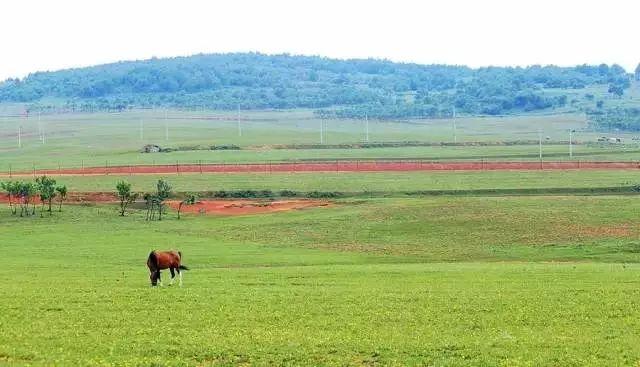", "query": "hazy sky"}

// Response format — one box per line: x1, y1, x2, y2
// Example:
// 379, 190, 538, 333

2, 0, 639, 80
